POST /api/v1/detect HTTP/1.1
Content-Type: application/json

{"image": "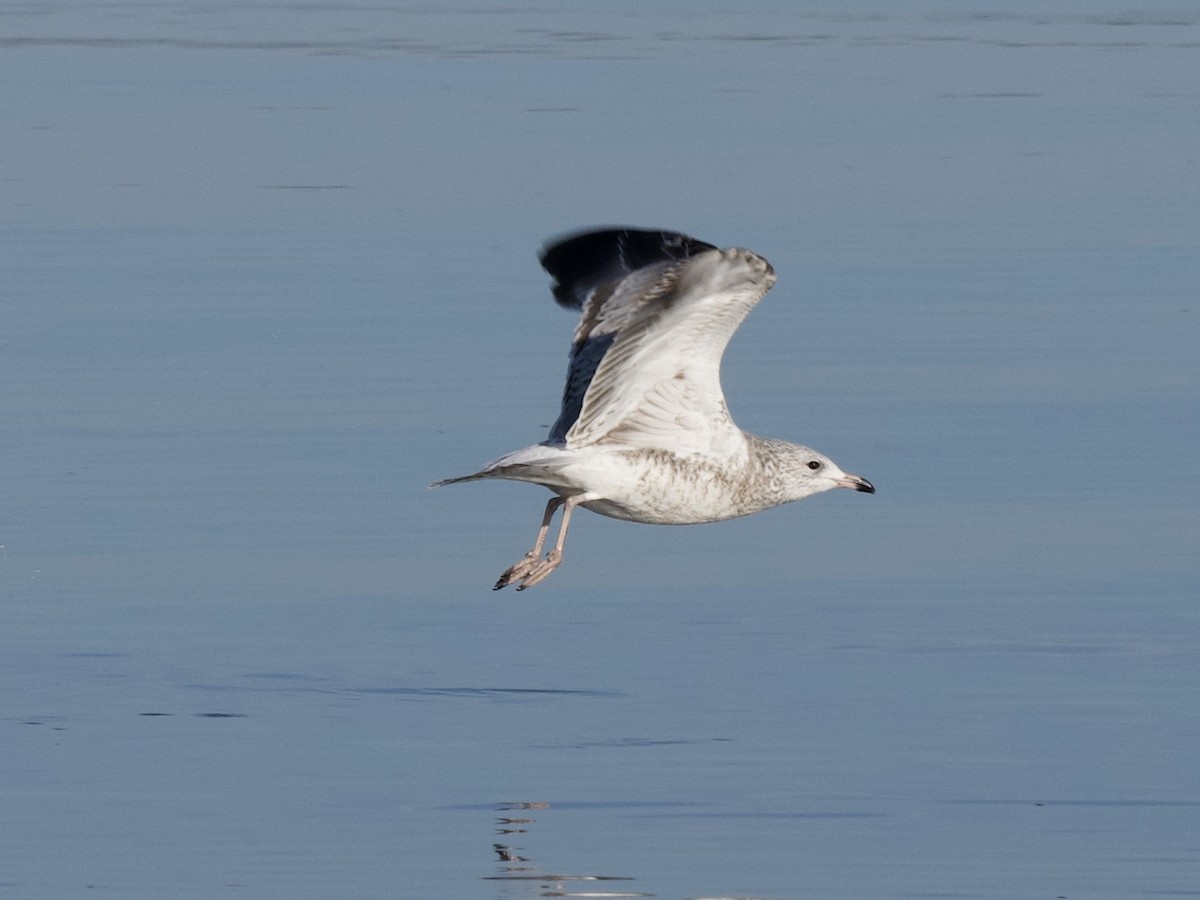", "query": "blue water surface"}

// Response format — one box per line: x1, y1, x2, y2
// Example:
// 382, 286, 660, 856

3, 3, 1198, 898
